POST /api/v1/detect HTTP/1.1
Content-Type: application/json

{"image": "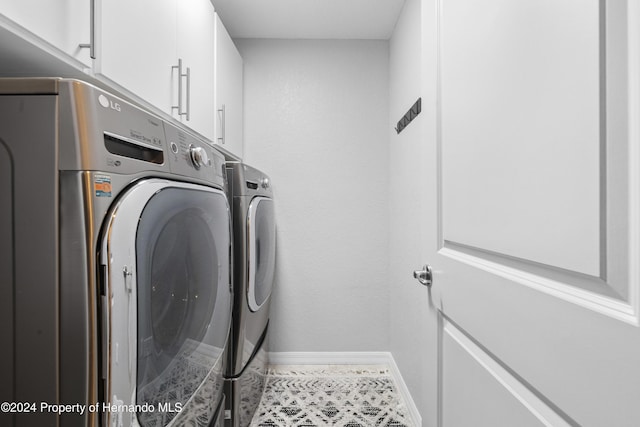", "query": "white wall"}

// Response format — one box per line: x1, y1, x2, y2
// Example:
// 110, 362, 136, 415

237, 39, 391, 352
389, 0, 438, 424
